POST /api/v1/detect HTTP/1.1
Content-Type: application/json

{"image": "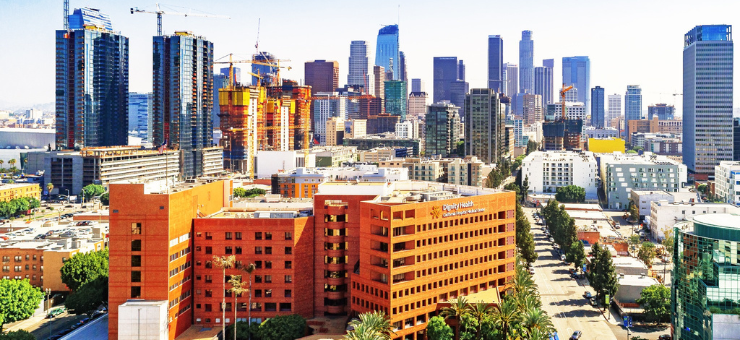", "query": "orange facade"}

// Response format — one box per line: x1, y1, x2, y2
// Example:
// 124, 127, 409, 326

108, 180, 231, 340
0, 248, 44, 286
351, 192, 517, 340
192, 215, 315, 326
